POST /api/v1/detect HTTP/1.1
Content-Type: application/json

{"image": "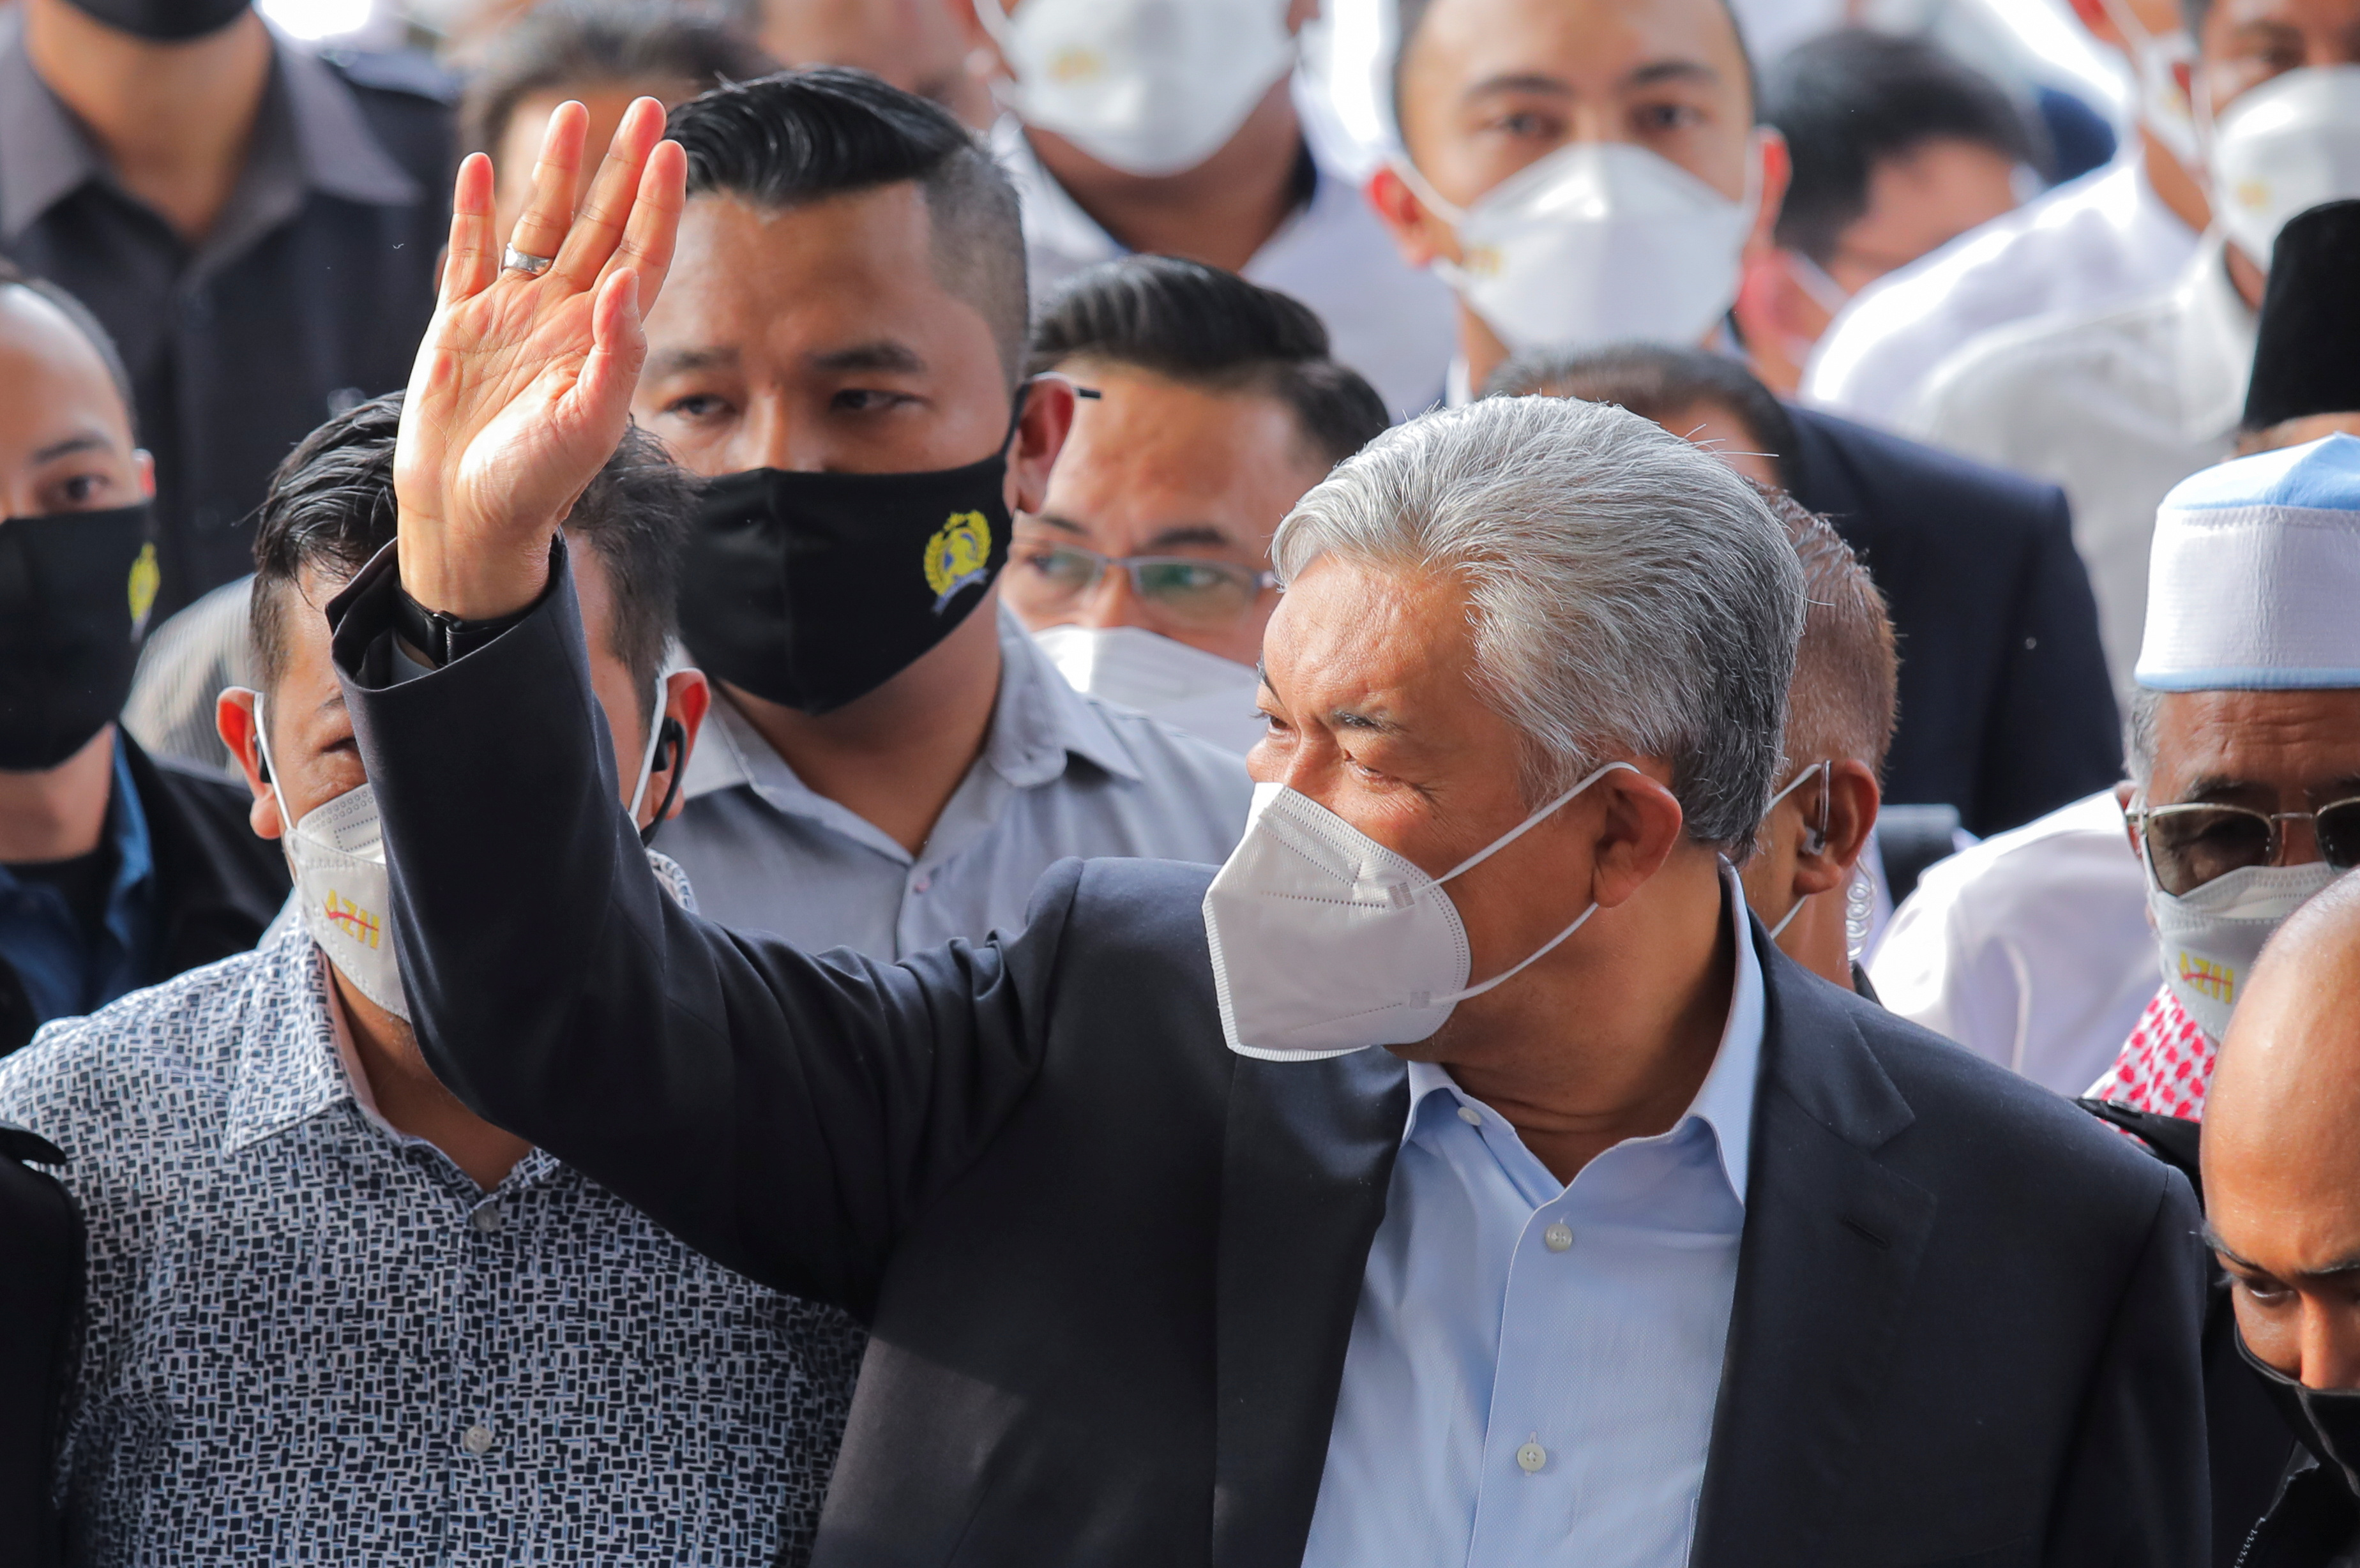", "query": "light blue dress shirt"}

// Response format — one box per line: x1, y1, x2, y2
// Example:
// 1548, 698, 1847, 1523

1301, 873, 1766, 1568
659, 608, 1254, 958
